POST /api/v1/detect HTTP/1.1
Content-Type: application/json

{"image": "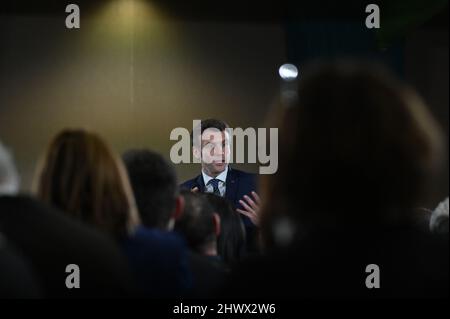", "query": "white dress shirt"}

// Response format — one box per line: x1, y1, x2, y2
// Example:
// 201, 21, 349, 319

202, 166, 228, 197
